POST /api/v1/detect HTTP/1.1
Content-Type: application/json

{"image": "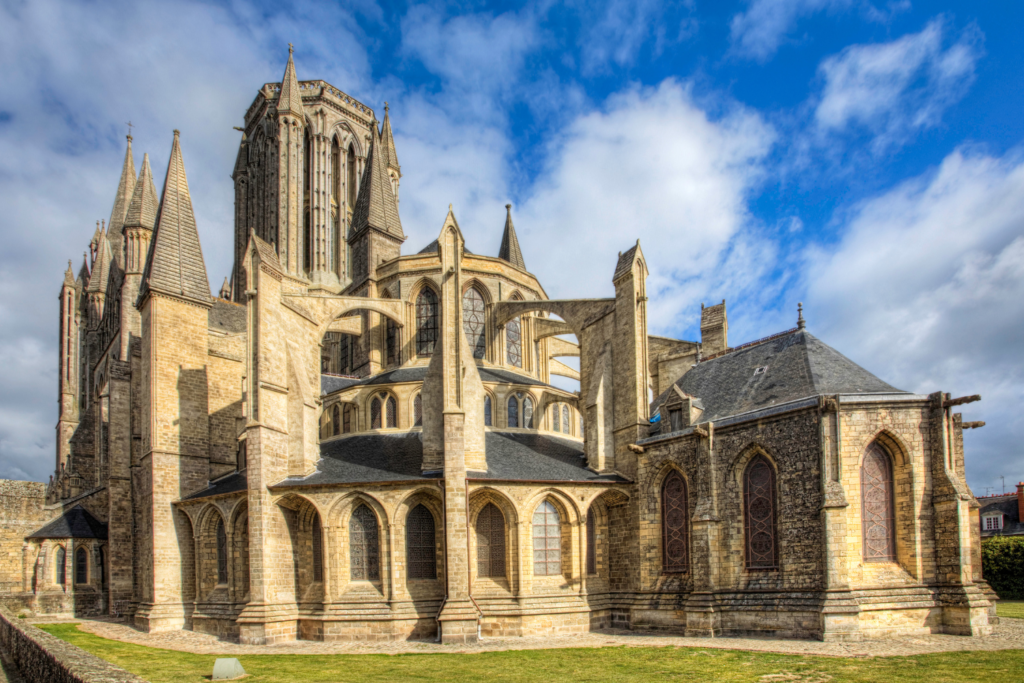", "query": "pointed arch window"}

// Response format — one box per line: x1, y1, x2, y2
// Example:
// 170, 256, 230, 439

744, 455, 778, 570
216, 519, 228, 584
484, 395, 492, 426
343, 405, 353, 433
416, 289, 439, 356
371, 397, 382, 429
331, 137, 341, 276
562, 405, 570, 434
662, 471, 689, 573
507, 395, 519, 428
75, 546, 88, 584
463, 287, 486, 359
586, 511, 597, 575
332, 404, 341, 437
476, 503, 506, 578
533, 501, 562, 576
862, 443, 896, 562
552, 404, 560, 432
523, 396, 534, 428
506, 317, 522, 367
55, 547, 66, 587
386, 395, 397, 428
312, 513, 323, 582
414, 394, 422, 427
407, 504, 436, 580
350, 505, 380, 581
96, 547, 105, 588
347, 144, 357, 210
386, 316, 400, 366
